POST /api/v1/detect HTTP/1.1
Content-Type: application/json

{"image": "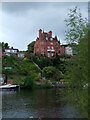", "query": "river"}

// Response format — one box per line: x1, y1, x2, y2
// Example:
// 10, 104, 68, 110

2, 88, 84, 118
